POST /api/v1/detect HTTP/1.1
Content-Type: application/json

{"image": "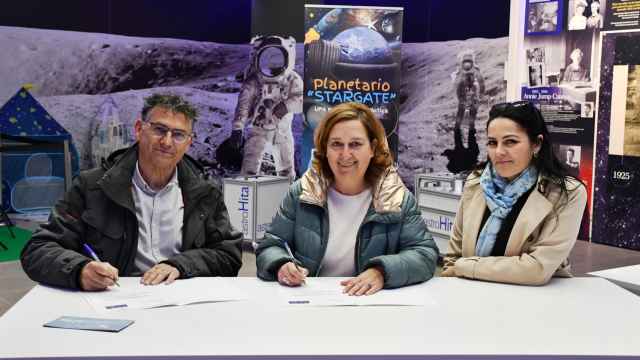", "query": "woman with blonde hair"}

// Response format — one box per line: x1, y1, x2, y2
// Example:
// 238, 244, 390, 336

256, 102, 438, 295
